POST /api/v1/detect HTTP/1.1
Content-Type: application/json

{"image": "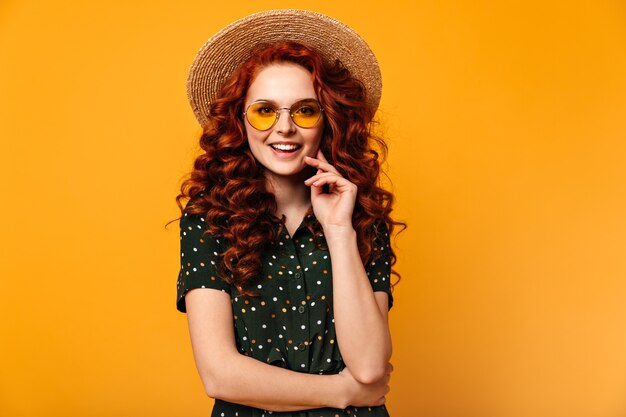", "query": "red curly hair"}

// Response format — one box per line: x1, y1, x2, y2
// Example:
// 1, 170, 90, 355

172, 41, 405, 297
